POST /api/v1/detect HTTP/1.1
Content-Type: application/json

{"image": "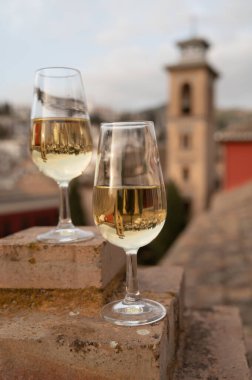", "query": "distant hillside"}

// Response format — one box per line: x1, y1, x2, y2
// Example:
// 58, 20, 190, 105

215, 108, 252, 130
119, 104, 167, 140
3, 101, 248, 142
121, 105, 252, 136
89, 104, 167, 141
